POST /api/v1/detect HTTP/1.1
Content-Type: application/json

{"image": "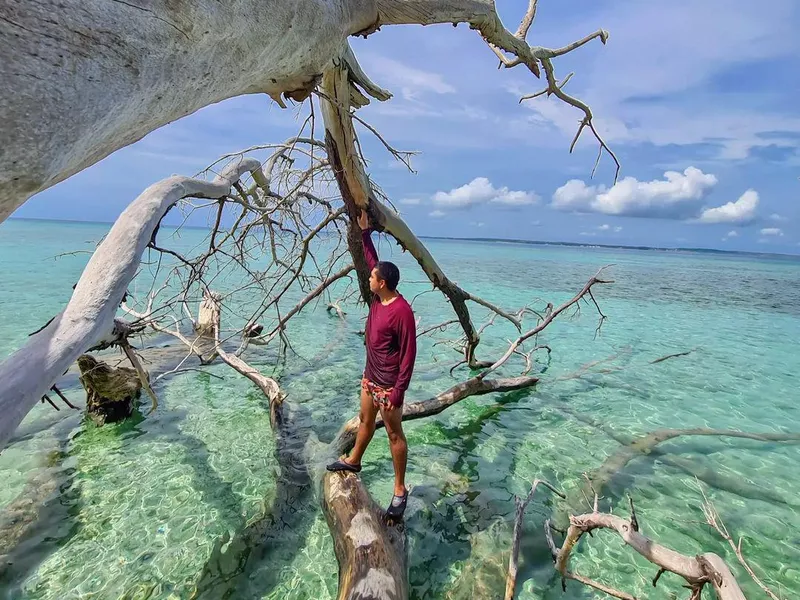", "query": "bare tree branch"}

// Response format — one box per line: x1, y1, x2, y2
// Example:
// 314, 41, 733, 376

701, 489, 782, 600
555, 510, 747, 600
505, 479, 565, 600
480, 267, 613, 377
